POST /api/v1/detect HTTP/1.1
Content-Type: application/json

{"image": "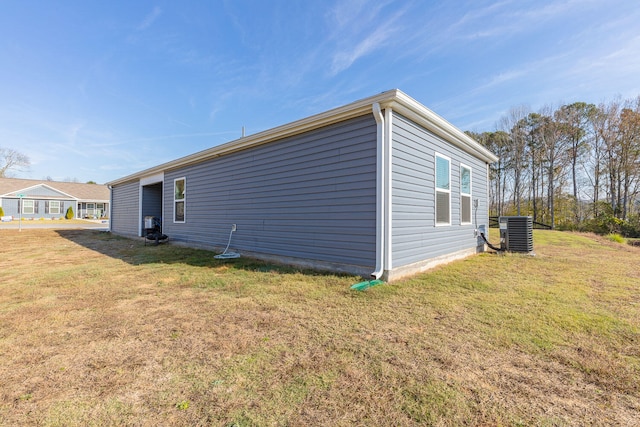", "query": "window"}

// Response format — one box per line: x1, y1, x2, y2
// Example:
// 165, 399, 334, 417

460, 164, 472, 224
48, 201, 61, 215
435, 154, 450, 226
22, 200, 34, 214
174, 177, 186, 222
